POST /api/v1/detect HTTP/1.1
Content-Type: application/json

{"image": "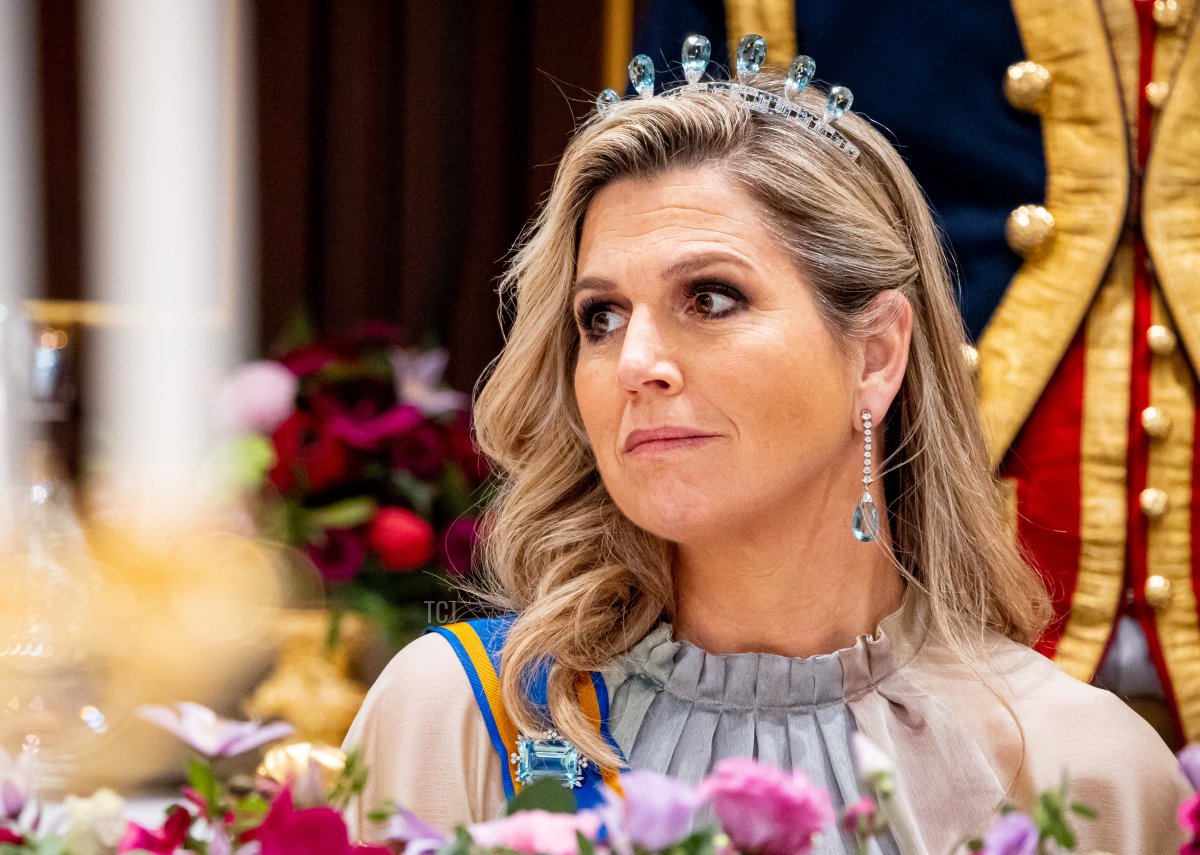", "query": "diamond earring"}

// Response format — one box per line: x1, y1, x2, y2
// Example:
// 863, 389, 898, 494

853, 410, 880, 543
